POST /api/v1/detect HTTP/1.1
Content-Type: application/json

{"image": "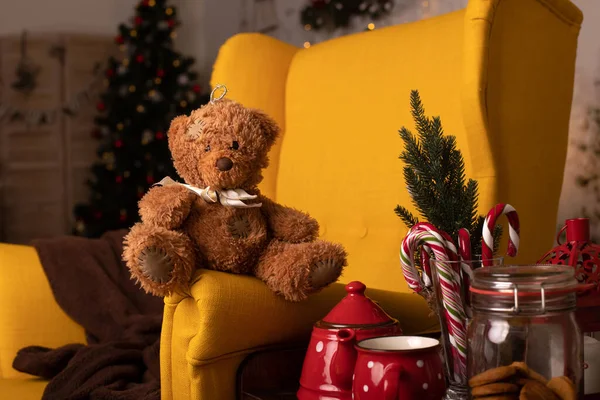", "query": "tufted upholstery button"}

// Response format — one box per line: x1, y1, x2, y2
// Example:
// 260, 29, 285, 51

360, 227, 369, 238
